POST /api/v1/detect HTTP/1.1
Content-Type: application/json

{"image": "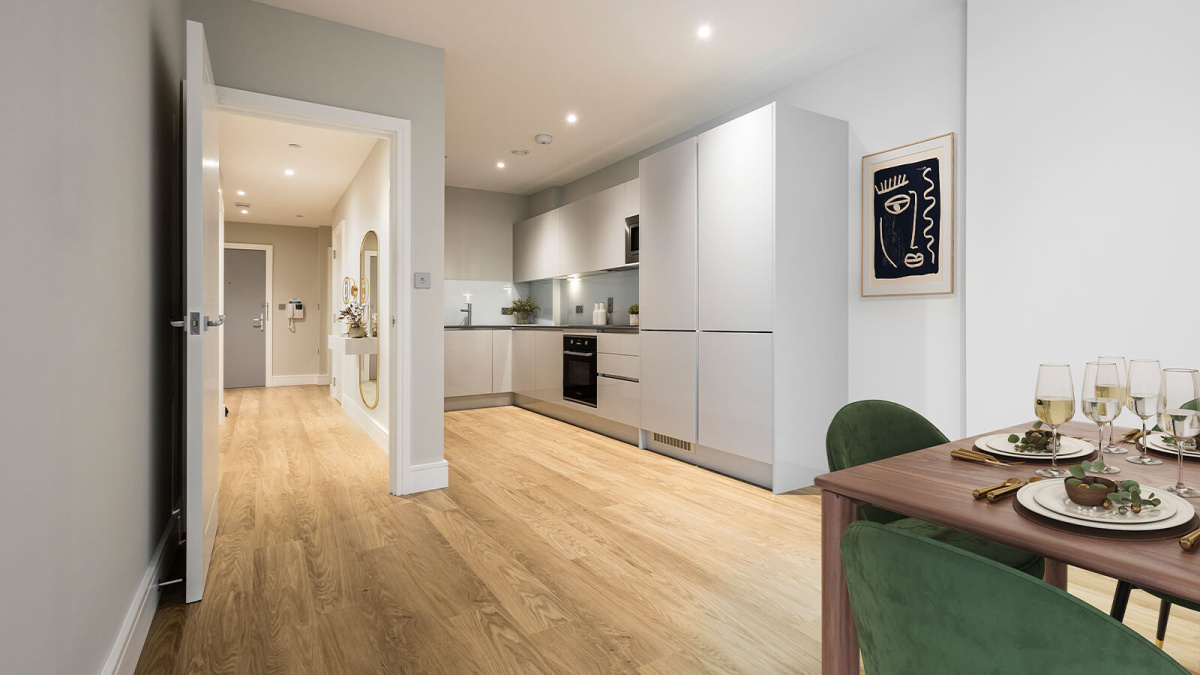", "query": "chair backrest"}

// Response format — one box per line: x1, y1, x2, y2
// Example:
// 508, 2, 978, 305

840, 521, 1188, 674
825, 400, 949, 523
